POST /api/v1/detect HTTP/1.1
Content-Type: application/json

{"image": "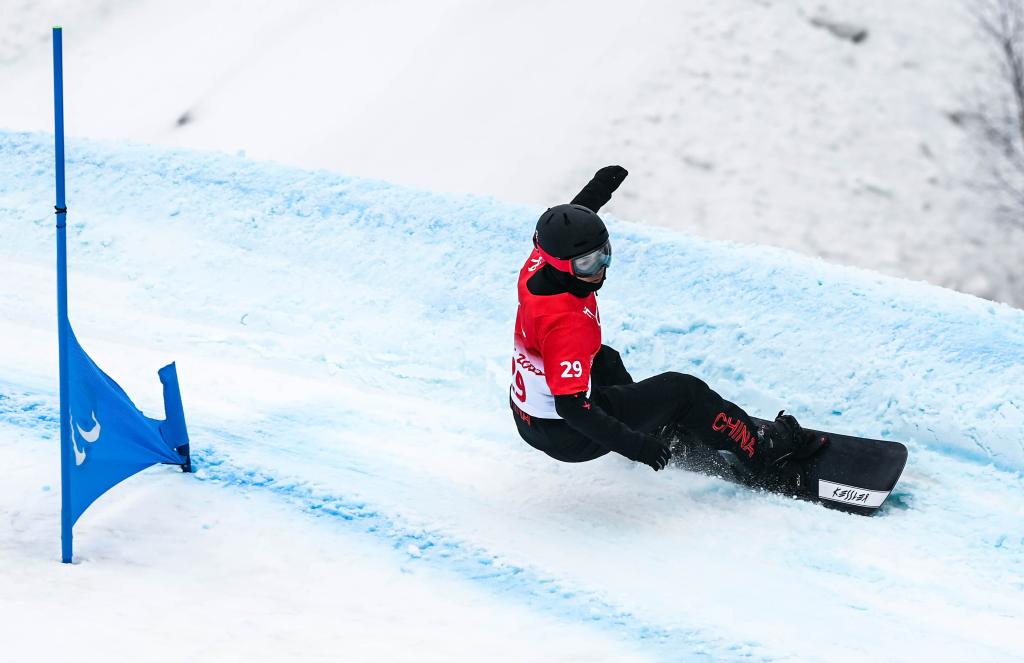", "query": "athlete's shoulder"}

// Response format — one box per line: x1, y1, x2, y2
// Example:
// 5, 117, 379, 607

518, 248, 545, 281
